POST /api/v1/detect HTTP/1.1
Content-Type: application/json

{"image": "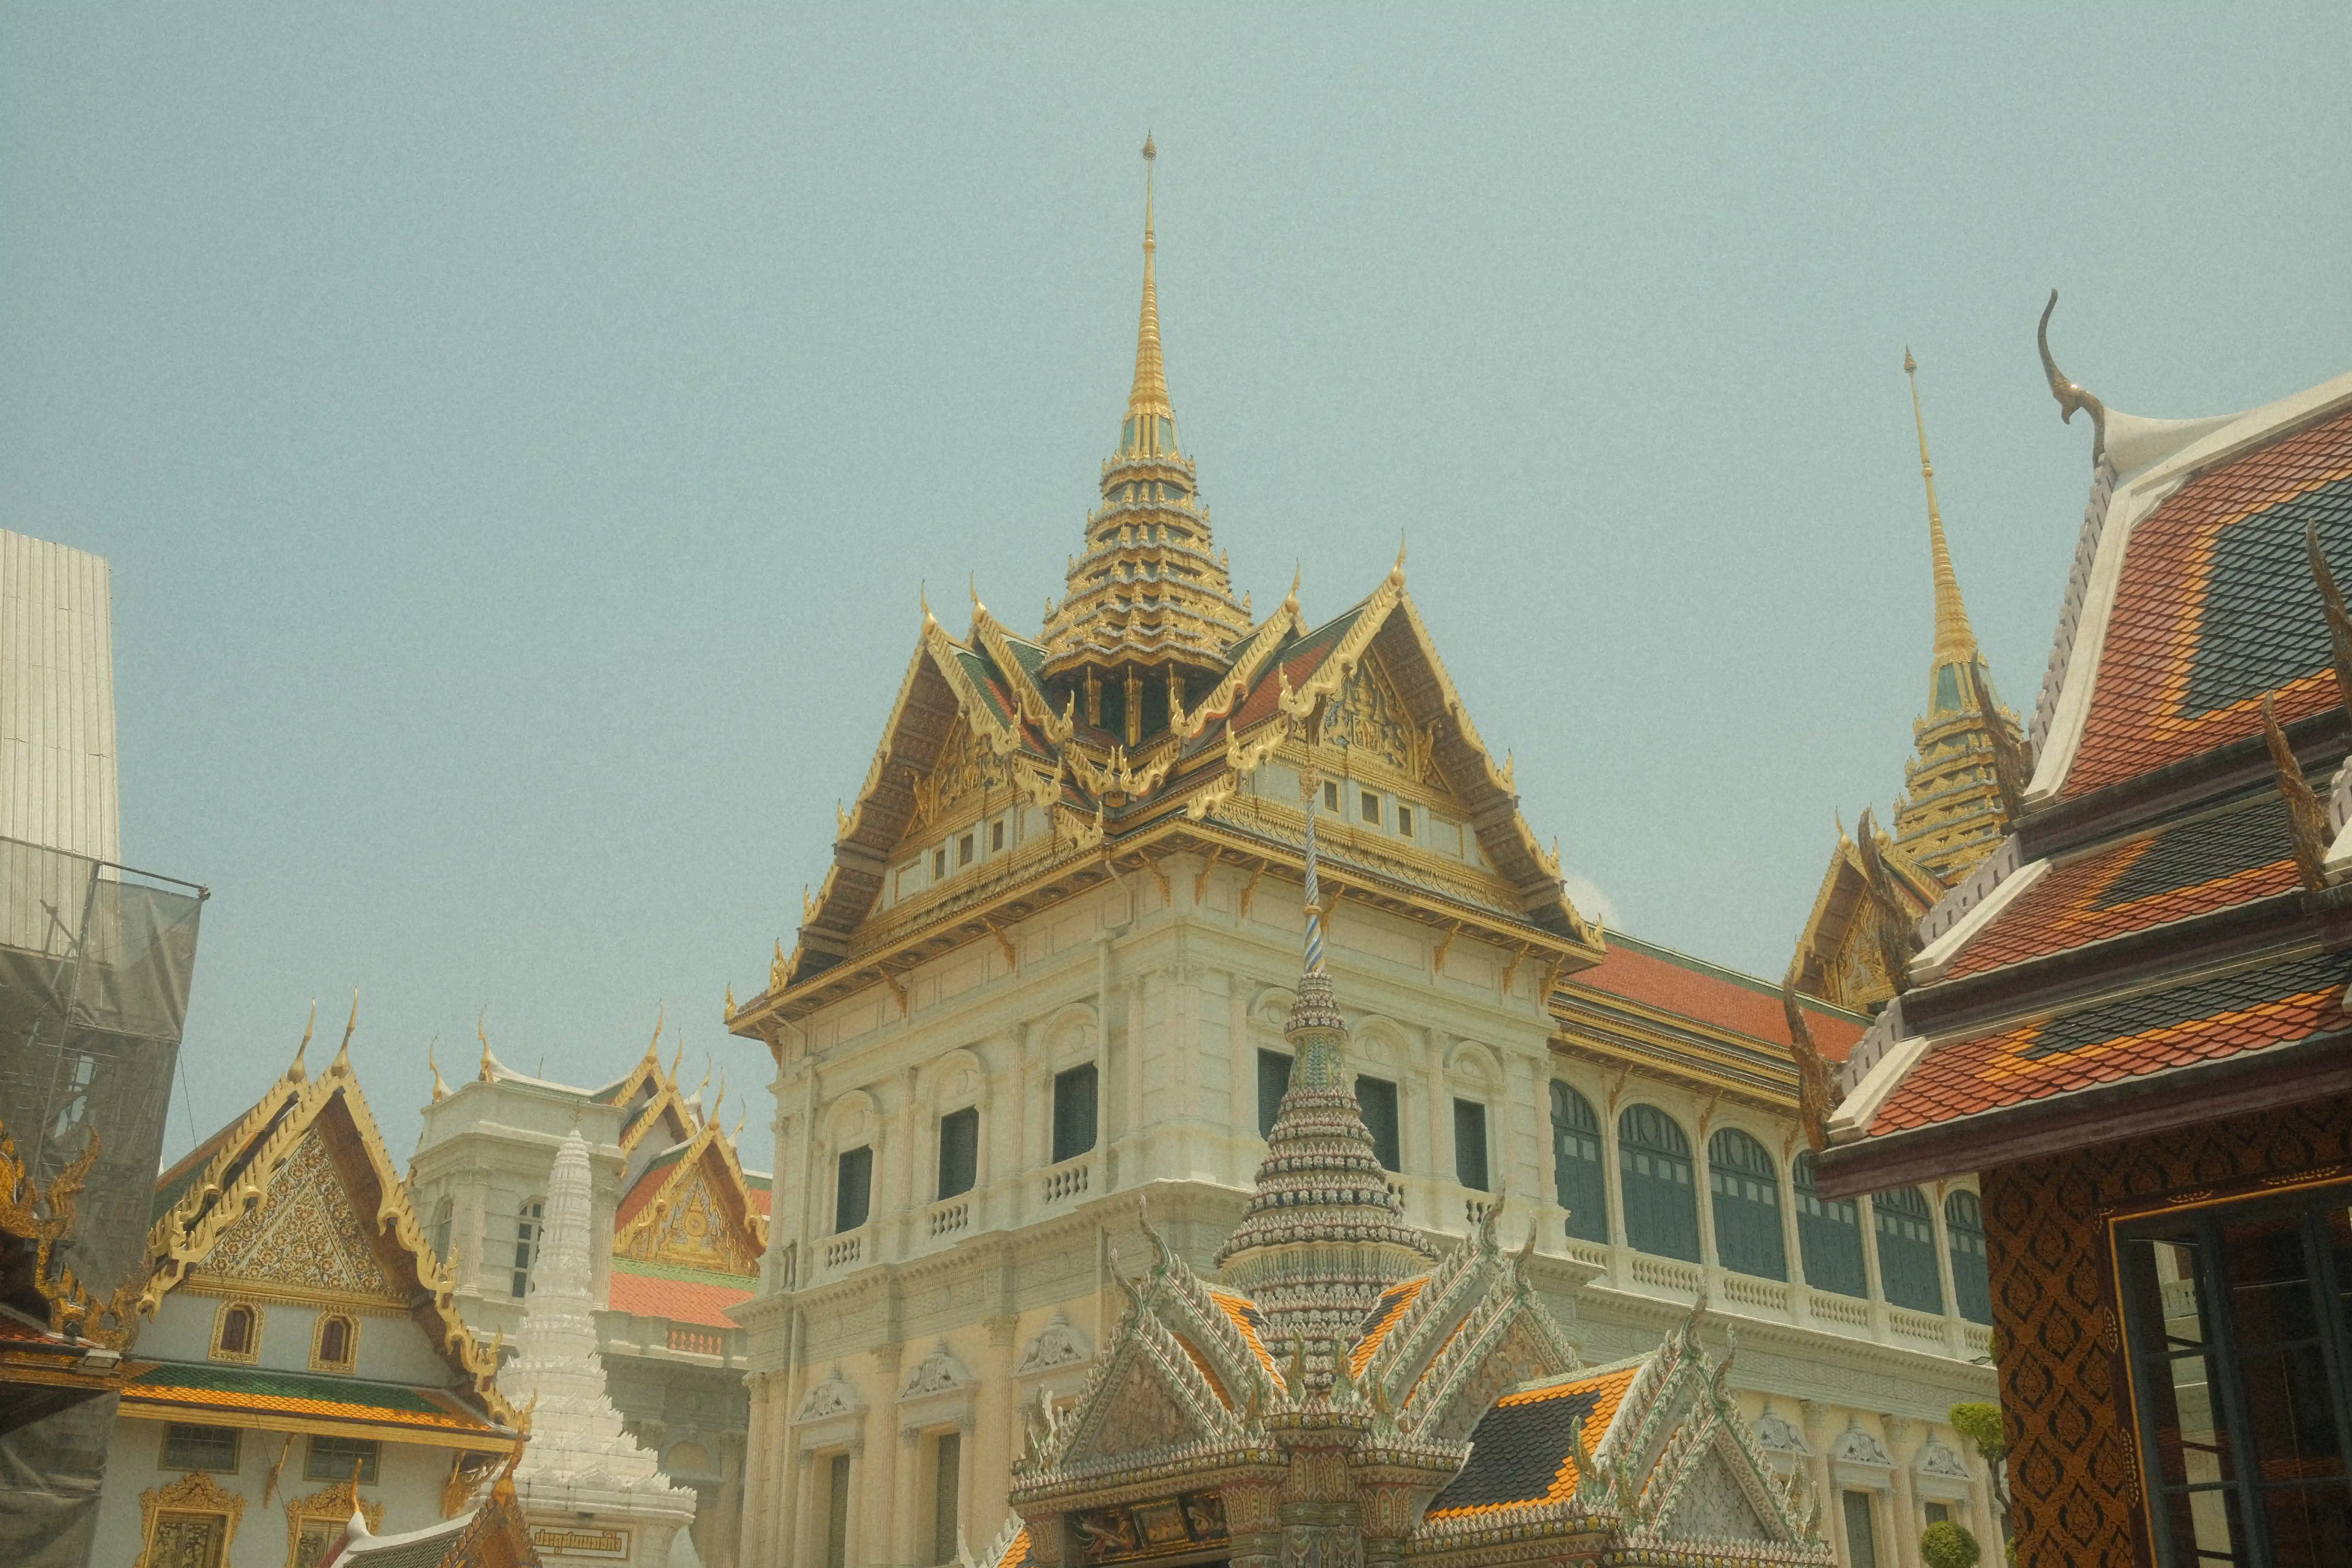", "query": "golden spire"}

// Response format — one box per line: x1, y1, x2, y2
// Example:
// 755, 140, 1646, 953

1906, 349, 1980, 677
1126, 135, 1172, 429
